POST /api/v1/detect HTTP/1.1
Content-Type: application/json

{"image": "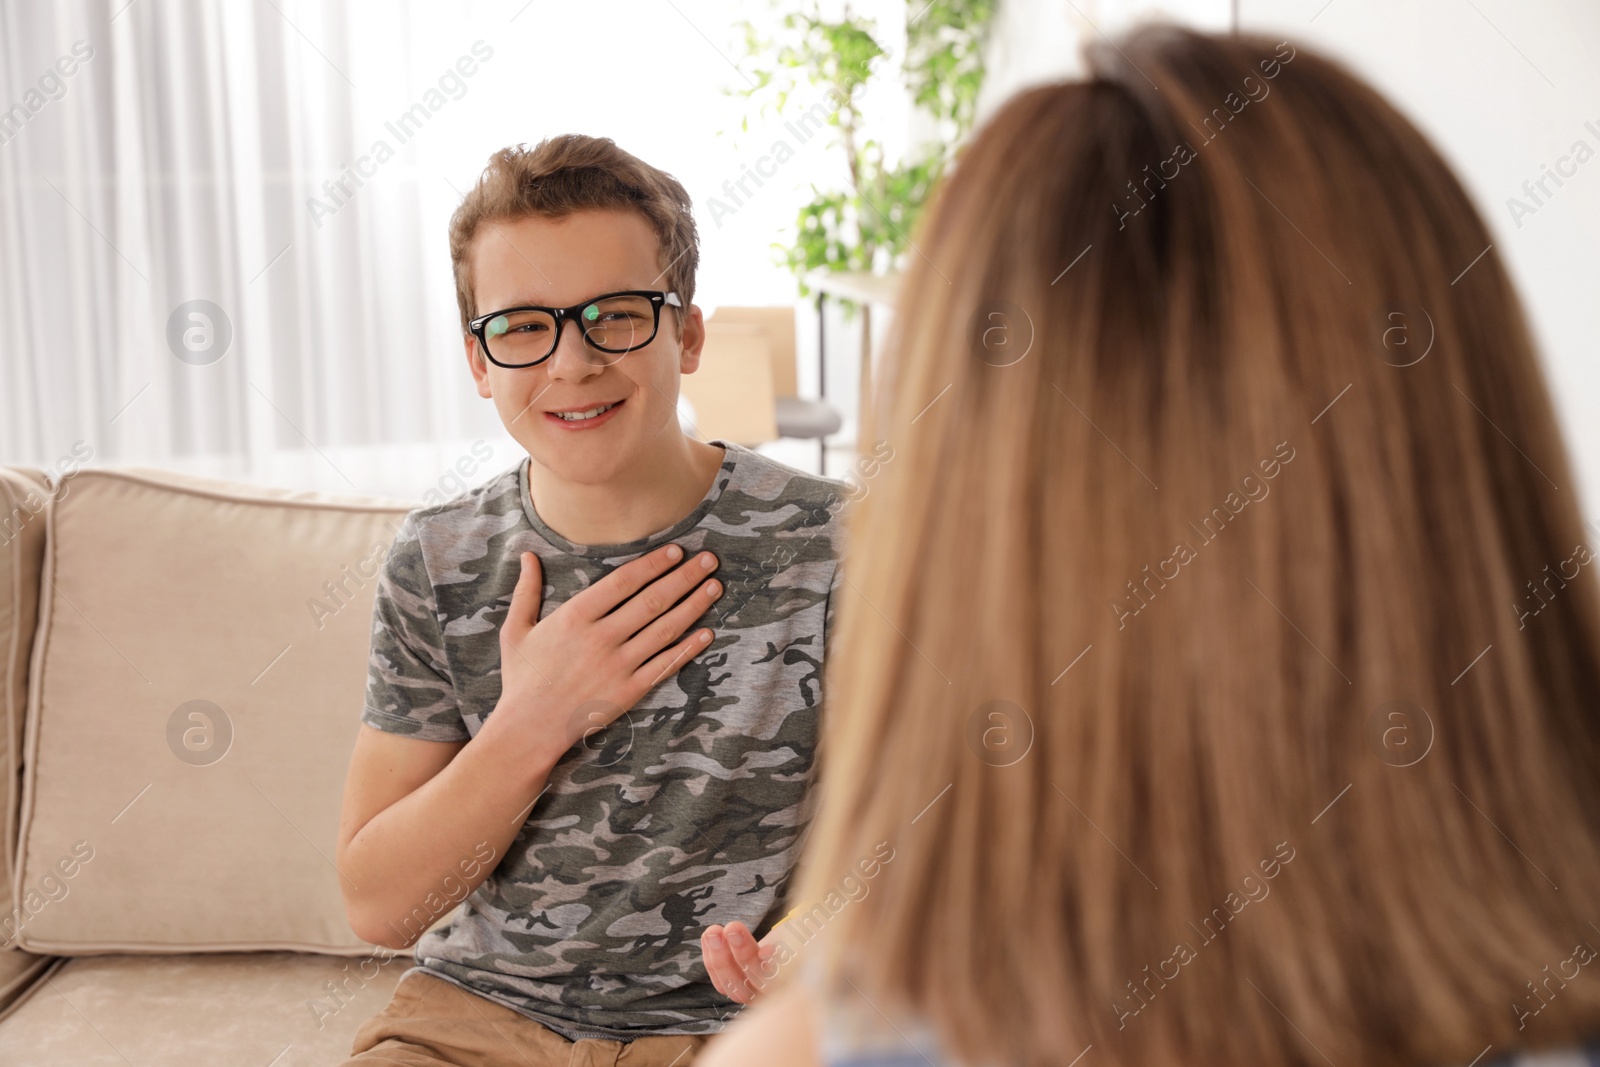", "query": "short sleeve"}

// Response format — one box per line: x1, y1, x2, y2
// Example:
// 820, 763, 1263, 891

360, 512, 469, 742
823, 556, 844, 655
822, 491, 850, 652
